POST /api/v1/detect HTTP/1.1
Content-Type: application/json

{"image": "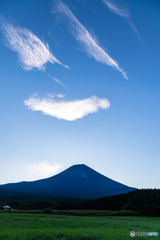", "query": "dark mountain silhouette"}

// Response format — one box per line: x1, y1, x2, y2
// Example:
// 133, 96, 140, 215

0, 164, 136, 199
